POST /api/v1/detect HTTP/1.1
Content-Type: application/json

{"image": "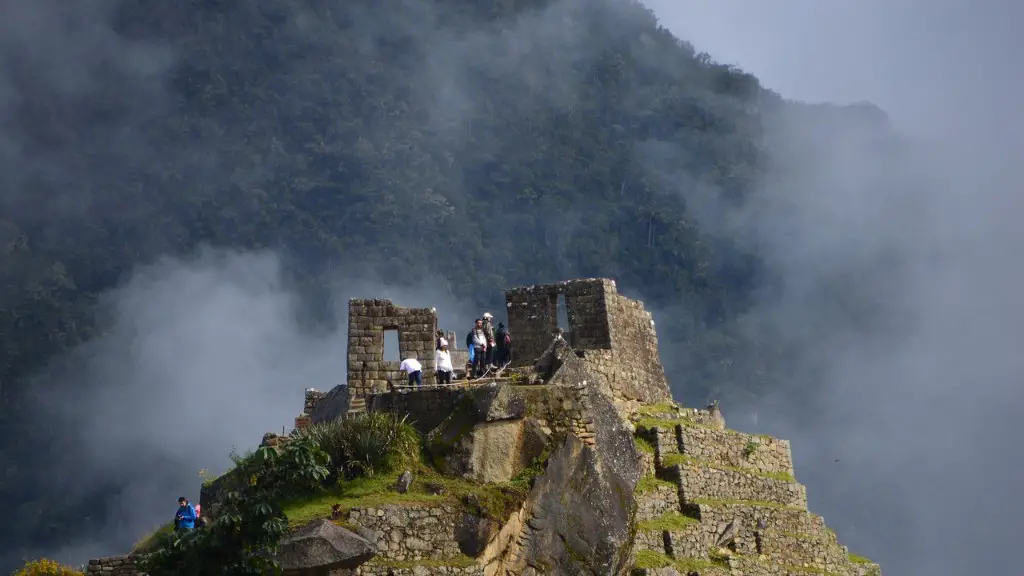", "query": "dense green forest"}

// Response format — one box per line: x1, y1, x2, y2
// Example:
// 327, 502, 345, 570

0, 0, 896, 567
